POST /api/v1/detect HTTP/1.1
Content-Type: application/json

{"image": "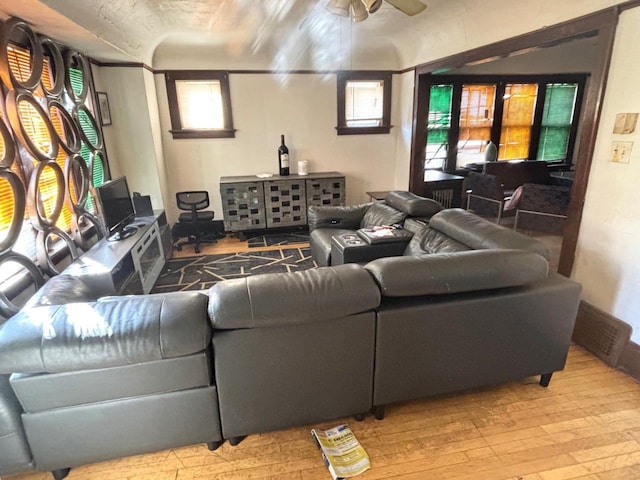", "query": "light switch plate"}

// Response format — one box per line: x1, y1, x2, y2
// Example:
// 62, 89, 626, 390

611, 141, 633, 164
